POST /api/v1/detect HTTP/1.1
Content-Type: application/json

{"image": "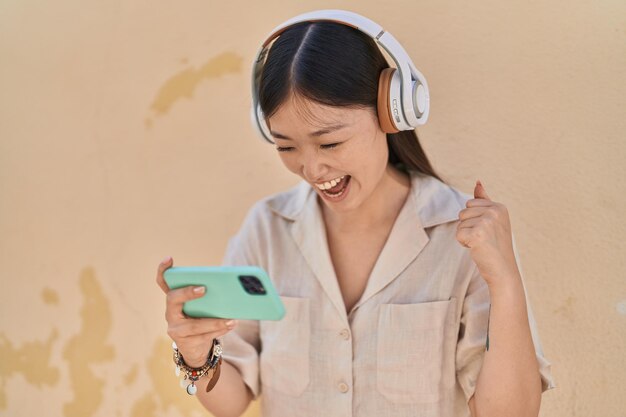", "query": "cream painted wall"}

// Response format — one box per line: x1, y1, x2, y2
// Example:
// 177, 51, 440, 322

1, 1, 625, 416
